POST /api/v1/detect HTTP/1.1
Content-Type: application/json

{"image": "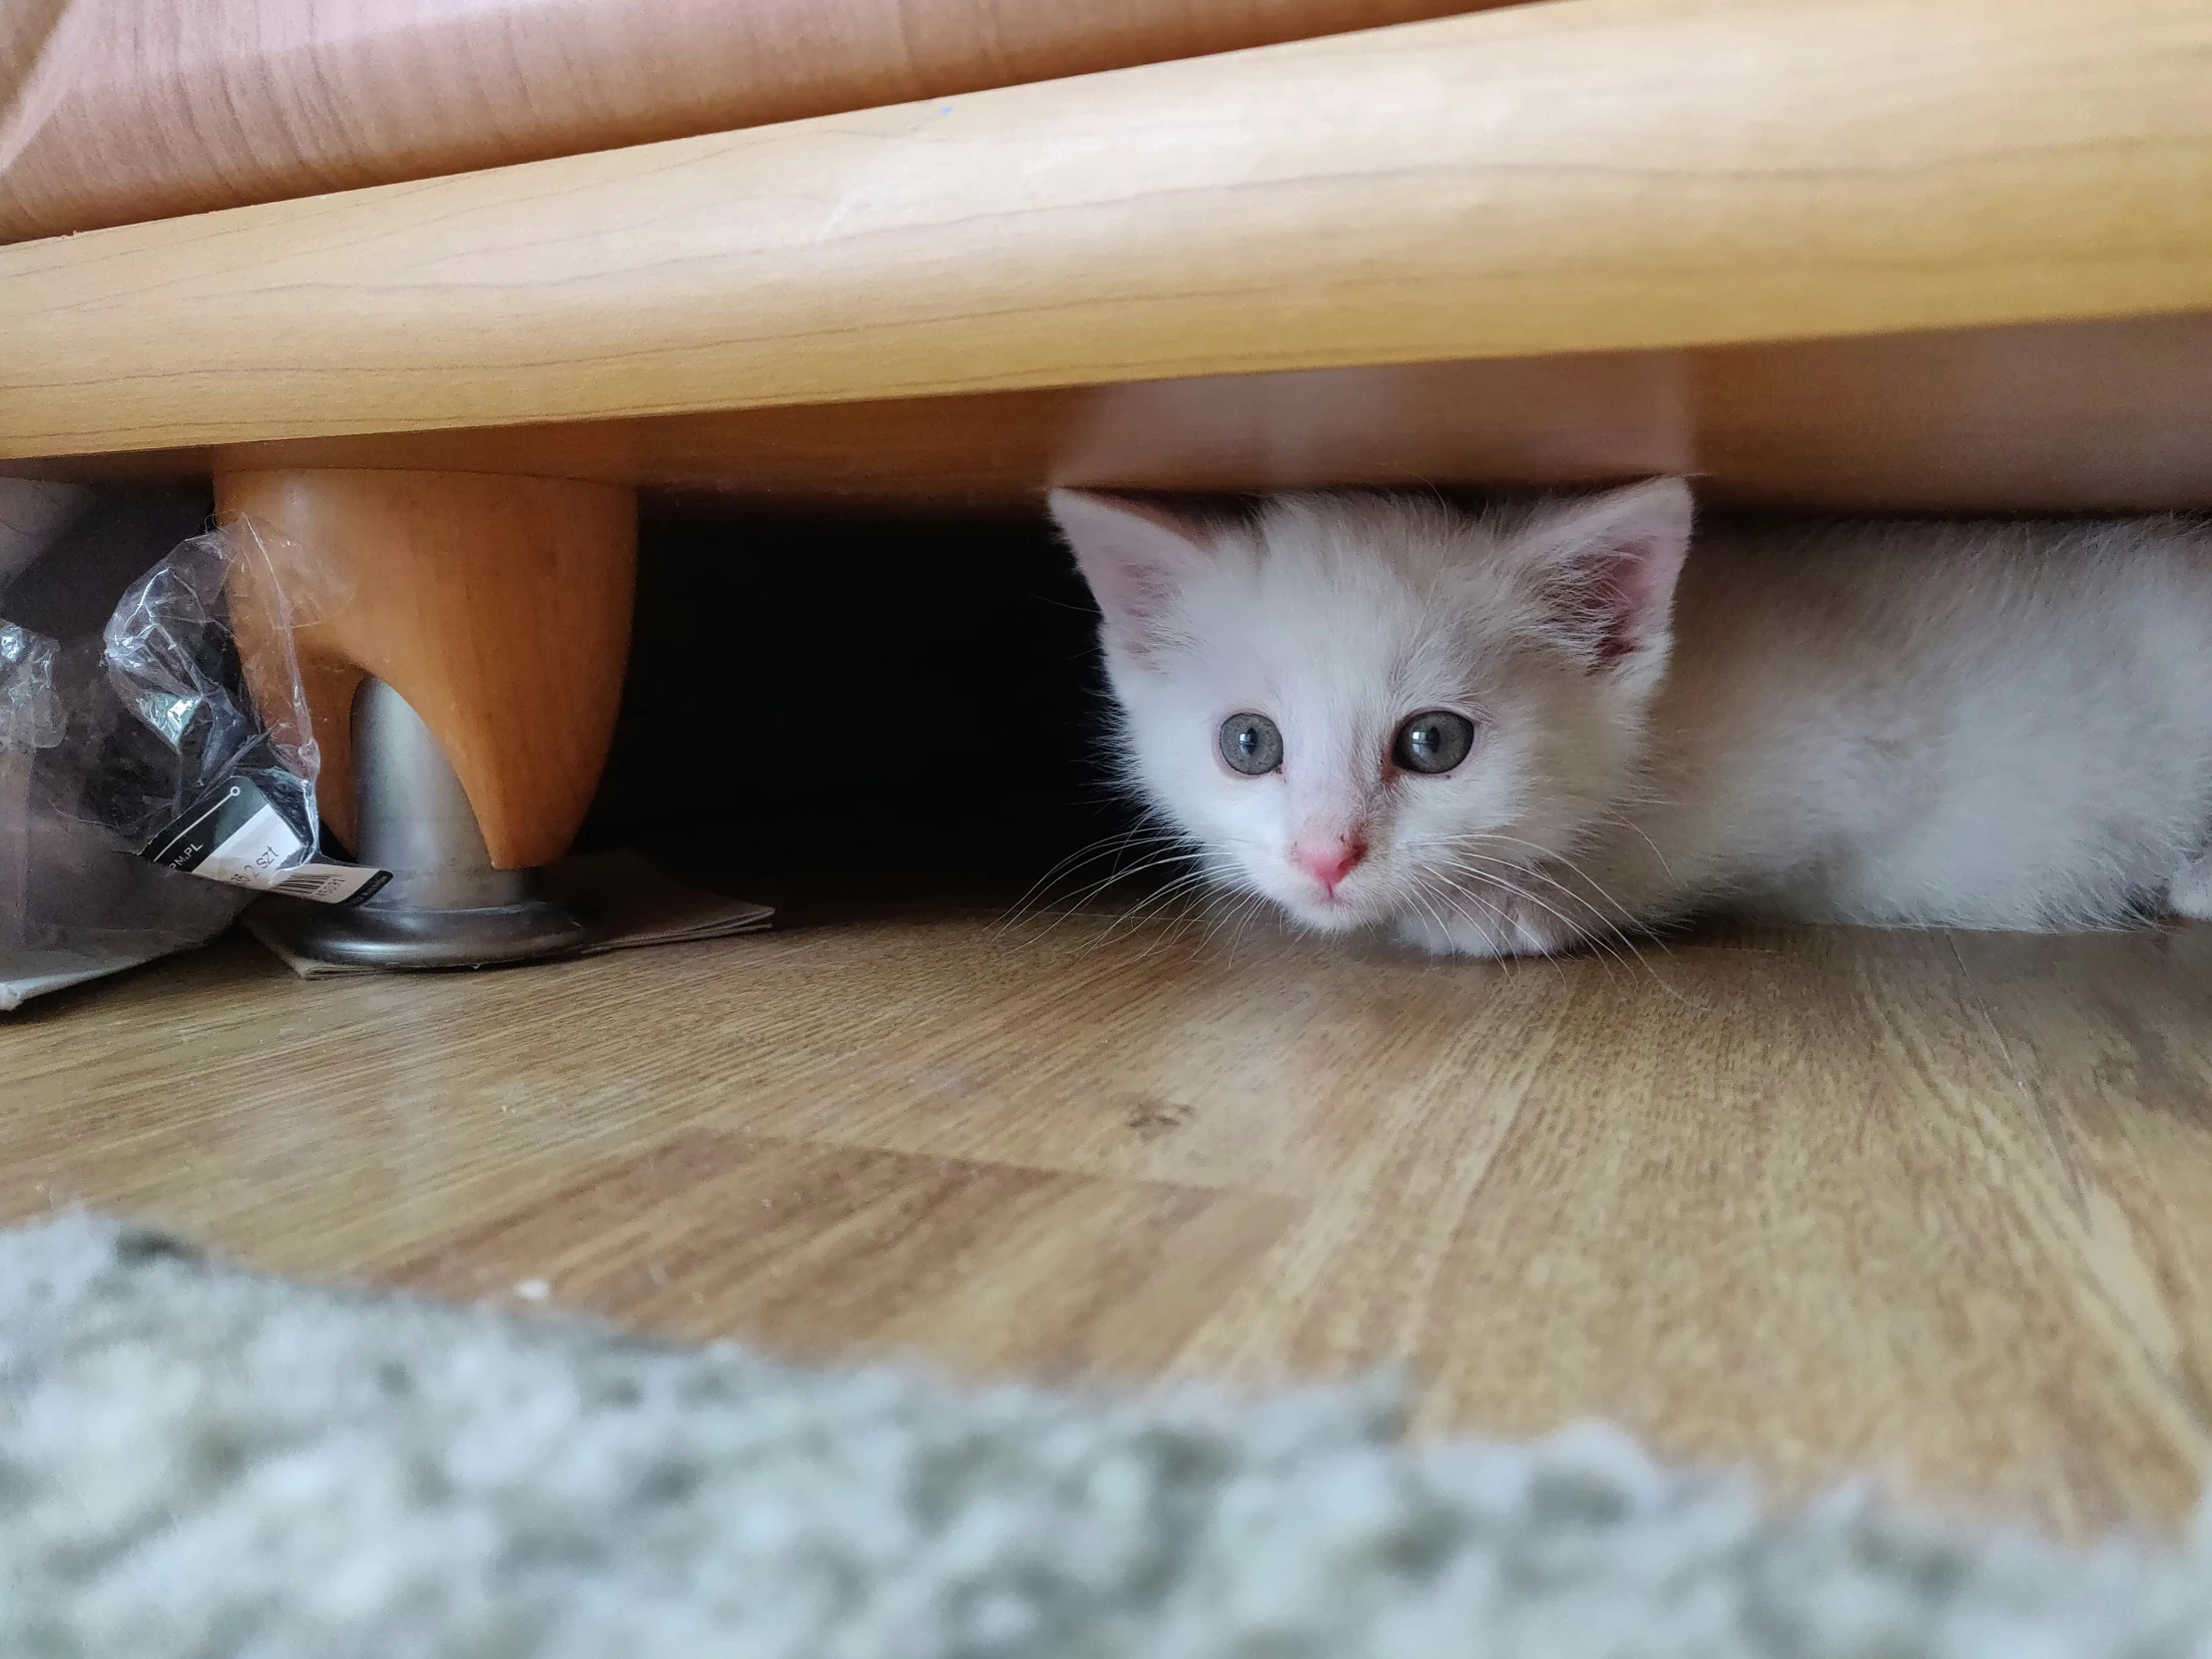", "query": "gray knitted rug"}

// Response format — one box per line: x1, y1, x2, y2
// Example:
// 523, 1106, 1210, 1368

6, 1215, 2210, 1657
